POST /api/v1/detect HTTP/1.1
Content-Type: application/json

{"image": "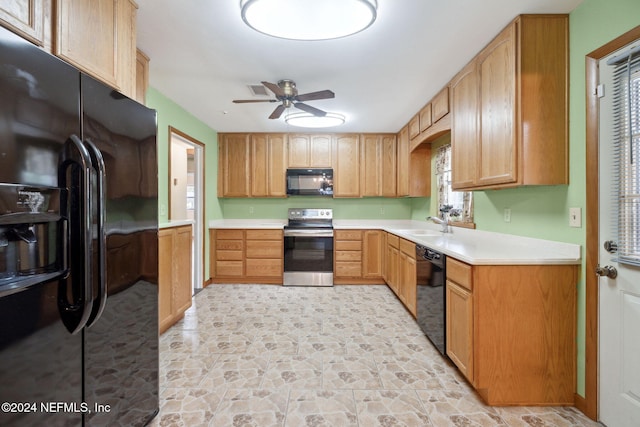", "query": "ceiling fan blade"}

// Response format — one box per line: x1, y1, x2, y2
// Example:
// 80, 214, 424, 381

261, 81, 286, 97
294, 102, 327, 117
233, 99, 277, 103
295, 90, 335, 102
269, 104, 286, 119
